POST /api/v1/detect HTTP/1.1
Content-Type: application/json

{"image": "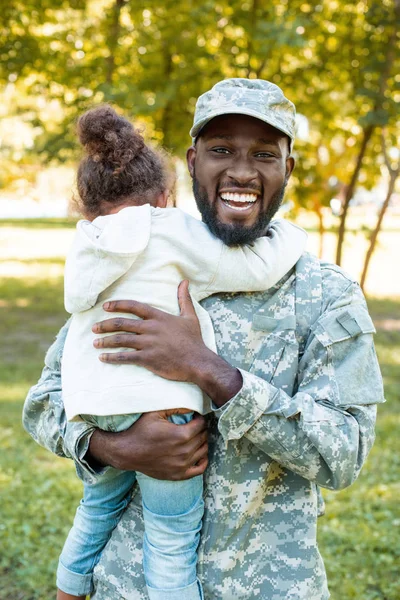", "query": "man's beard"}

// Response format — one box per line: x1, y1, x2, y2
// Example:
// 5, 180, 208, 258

192, 175, 287, 246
